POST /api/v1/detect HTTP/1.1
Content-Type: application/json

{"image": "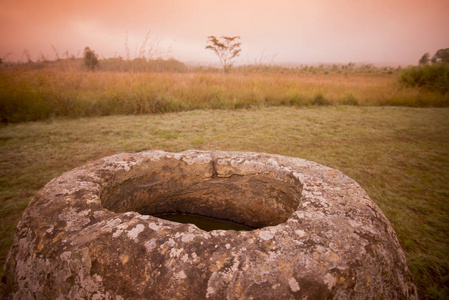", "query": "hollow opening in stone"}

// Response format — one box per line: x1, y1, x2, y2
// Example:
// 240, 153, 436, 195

154, 213, 254, 231
100, 158, 302, 230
